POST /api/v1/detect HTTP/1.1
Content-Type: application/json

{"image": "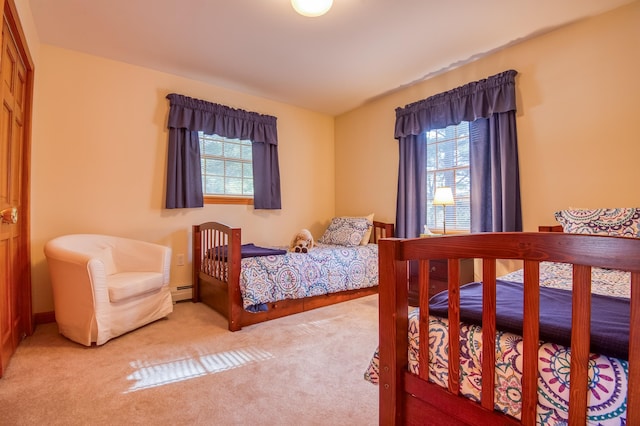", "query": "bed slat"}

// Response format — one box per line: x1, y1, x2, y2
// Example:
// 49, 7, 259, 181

568, 264, 591, 424
480, 259, 496, 411
447, 259, 461, 396
418, 259, 430, 382
521, 260, 540, 425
